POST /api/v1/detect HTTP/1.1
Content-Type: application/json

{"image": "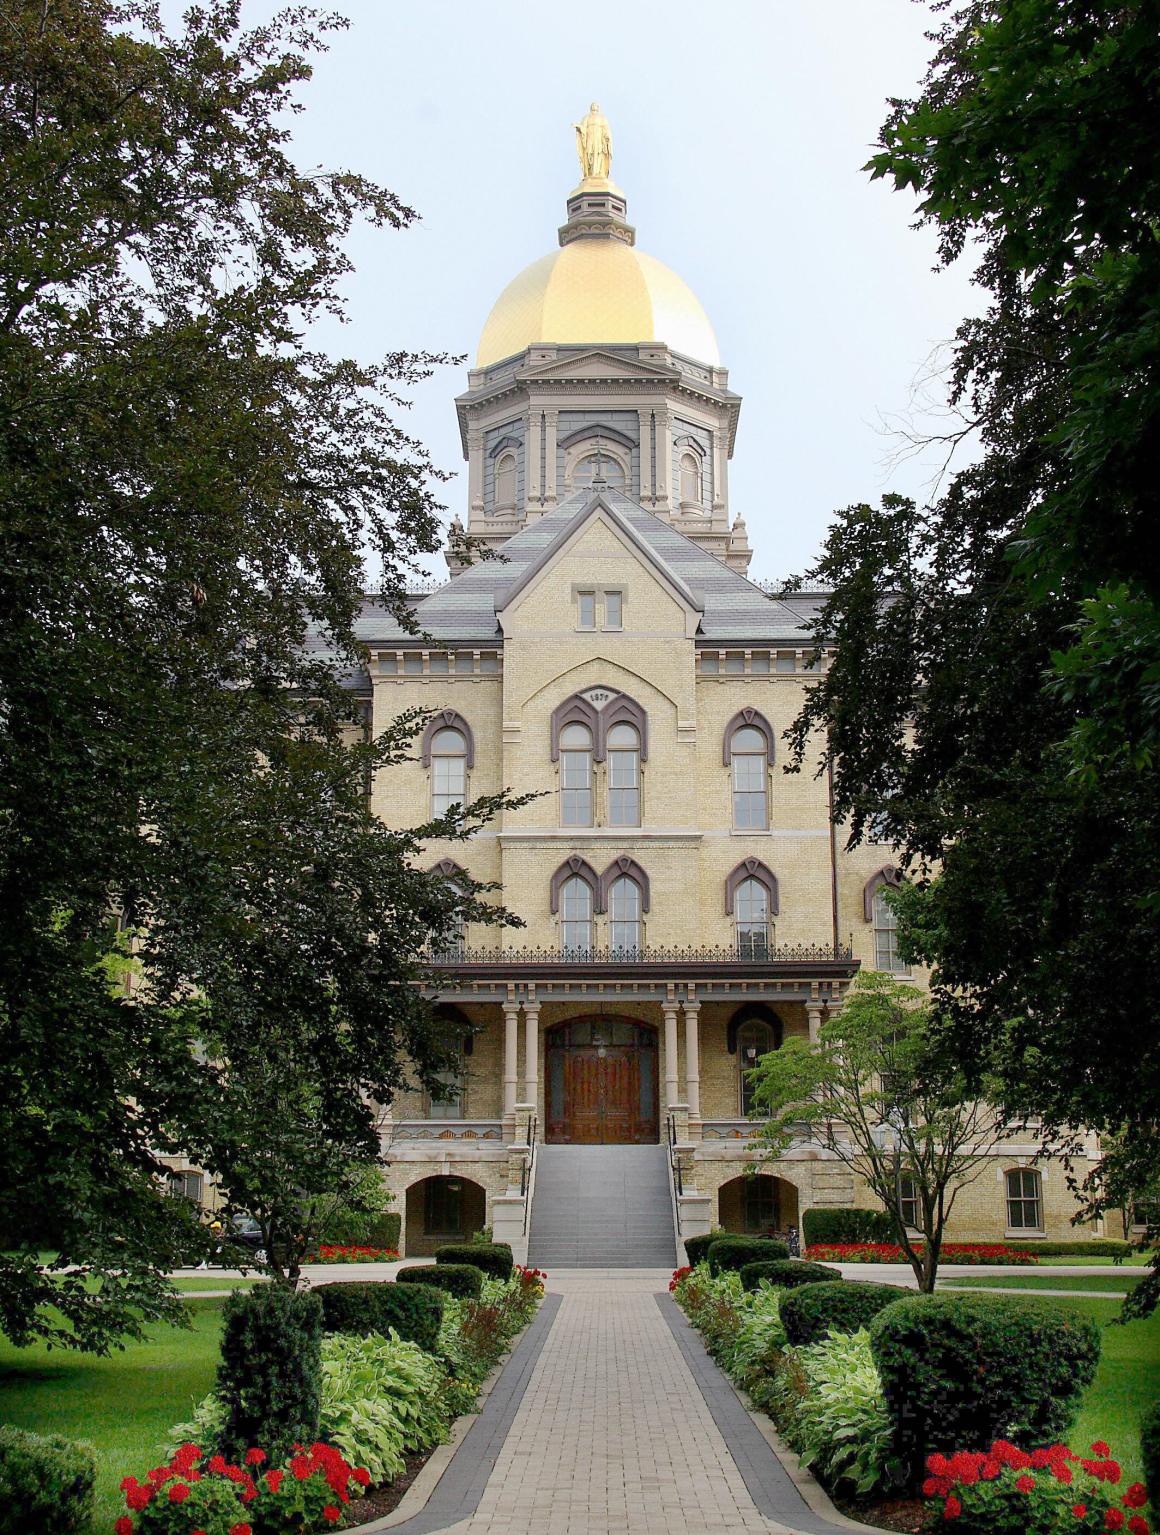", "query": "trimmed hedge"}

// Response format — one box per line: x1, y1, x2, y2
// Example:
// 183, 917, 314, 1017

315, 1279, 444, 1351
739, 1258, 842, 1292
683, 1231, 725, 1268
397, 1262, 483, 1299
707, 1236, 790, 1275
801, 1206, 894, 1246
0, 1426, 95, 1535
436, 1241, 513, 1280
1003, 1238, 1132, 1259
780, 1280, 907, 1345
320, 1211, 402, 1249
869, 1293, 1101, 1481
216, 1285, 323, 1462
1142, 1398, 1160, 1503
